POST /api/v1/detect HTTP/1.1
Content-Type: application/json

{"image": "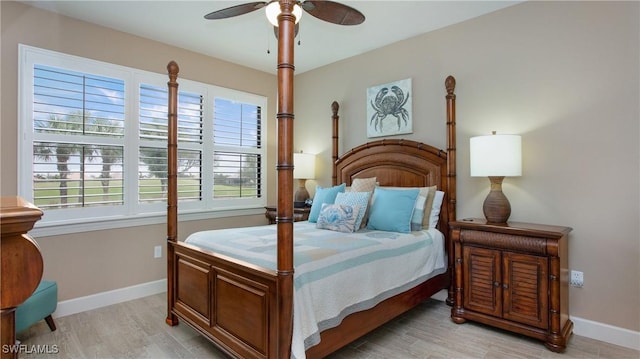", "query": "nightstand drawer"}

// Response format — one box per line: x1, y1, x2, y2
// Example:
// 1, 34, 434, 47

459, 229, 548, 255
